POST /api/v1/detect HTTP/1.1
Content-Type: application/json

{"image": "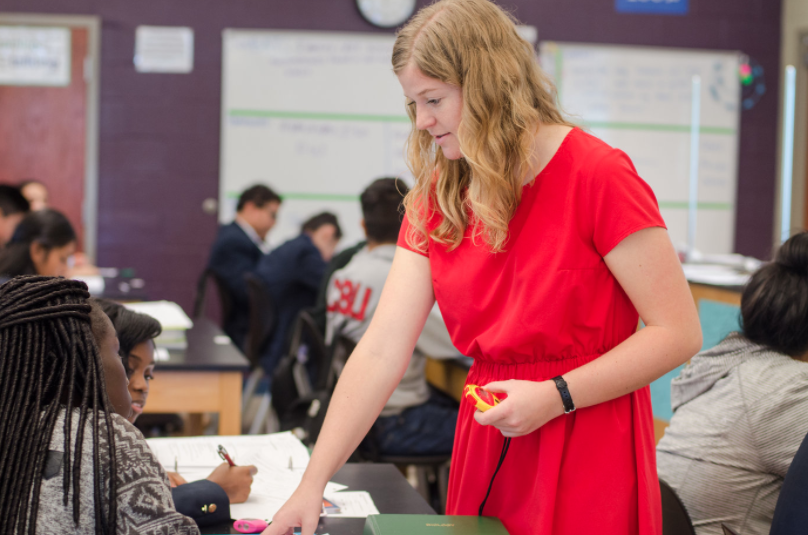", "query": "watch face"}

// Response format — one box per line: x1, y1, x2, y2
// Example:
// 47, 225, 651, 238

356, 0, 417, 28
